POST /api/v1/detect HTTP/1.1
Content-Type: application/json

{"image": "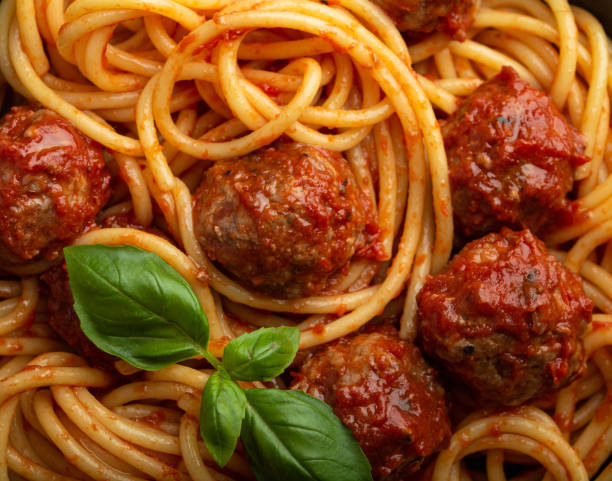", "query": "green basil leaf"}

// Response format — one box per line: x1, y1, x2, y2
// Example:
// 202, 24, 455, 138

240, 388, 372, 481
64, 244, 209, 370
222, 327, 300, 381
200, 372, 246, 467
